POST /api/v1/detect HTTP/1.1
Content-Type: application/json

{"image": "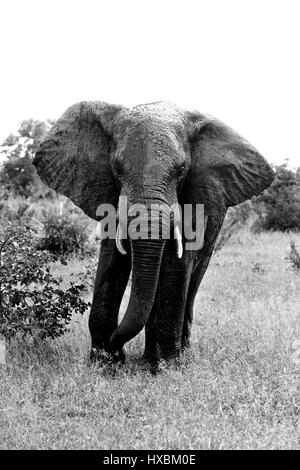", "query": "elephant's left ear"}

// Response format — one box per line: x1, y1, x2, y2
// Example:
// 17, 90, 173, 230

184, 113, 274, 214
33, 101, 124, 220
